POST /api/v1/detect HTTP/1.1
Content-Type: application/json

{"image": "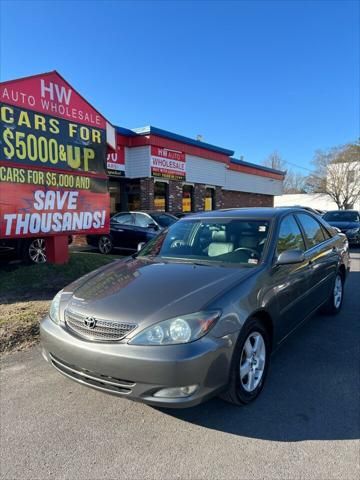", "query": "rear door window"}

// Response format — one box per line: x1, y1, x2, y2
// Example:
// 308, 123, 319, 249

296, 213, 325, 249
320, 225, 332, 240
151, 213, 177, 228
134, 213, 152, 228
